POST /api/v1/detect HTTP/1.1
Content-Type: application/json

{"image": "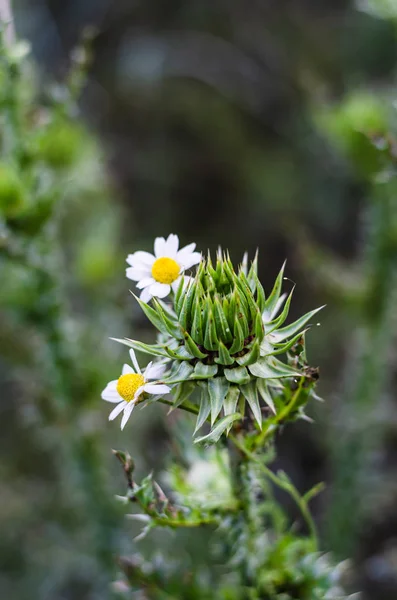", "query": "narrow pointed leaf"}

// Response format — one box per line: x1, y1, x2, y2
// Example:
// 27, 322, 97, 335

256, 378, 276, 414
266, 286, 295, 333
215, 341, 235, 366
174, 275, 186, 315
194, 384, 211, 432
208, 377, 230, 424
263, 261, 286, 321
229, 316, 245, 354
267, 329, 309, 357
164, 344, 194, 361
163, 361, 194, 384
178, 281, 196, 330
184, 332, 208, 359
191, 298, 203, 345
254, 310, 265, 341
192, 362, 218, 379
204, 306, 218, 351
133, 294, 169, 335
111, 338, 169, 358
224, 366, 251, 385
213, 296, 233, 344
194, 413, 242, 444
156, 298, 178, 321
169, 381, 196, 413
236, 339, 261, 366
248, 357, 301, 379
153, 298, 183, 339
223, 385, 240, 416
241, 381, 262, 429
270, 305, 325, 343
